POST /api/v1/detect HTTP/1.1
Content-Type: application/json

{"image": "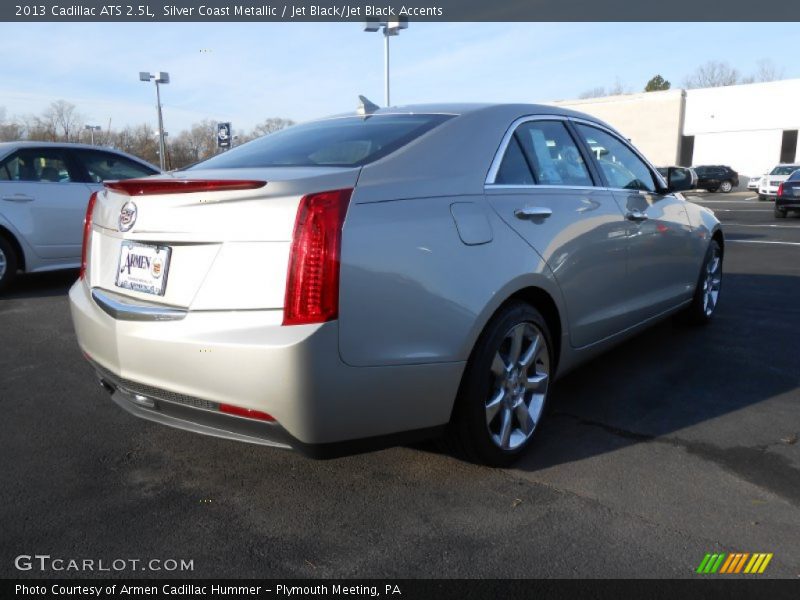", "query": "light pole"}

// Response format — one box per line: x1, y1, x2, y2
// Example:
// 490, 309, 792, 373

364, 18, 408, 107
139, 71, 170, 171
84, 125, 101, 145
